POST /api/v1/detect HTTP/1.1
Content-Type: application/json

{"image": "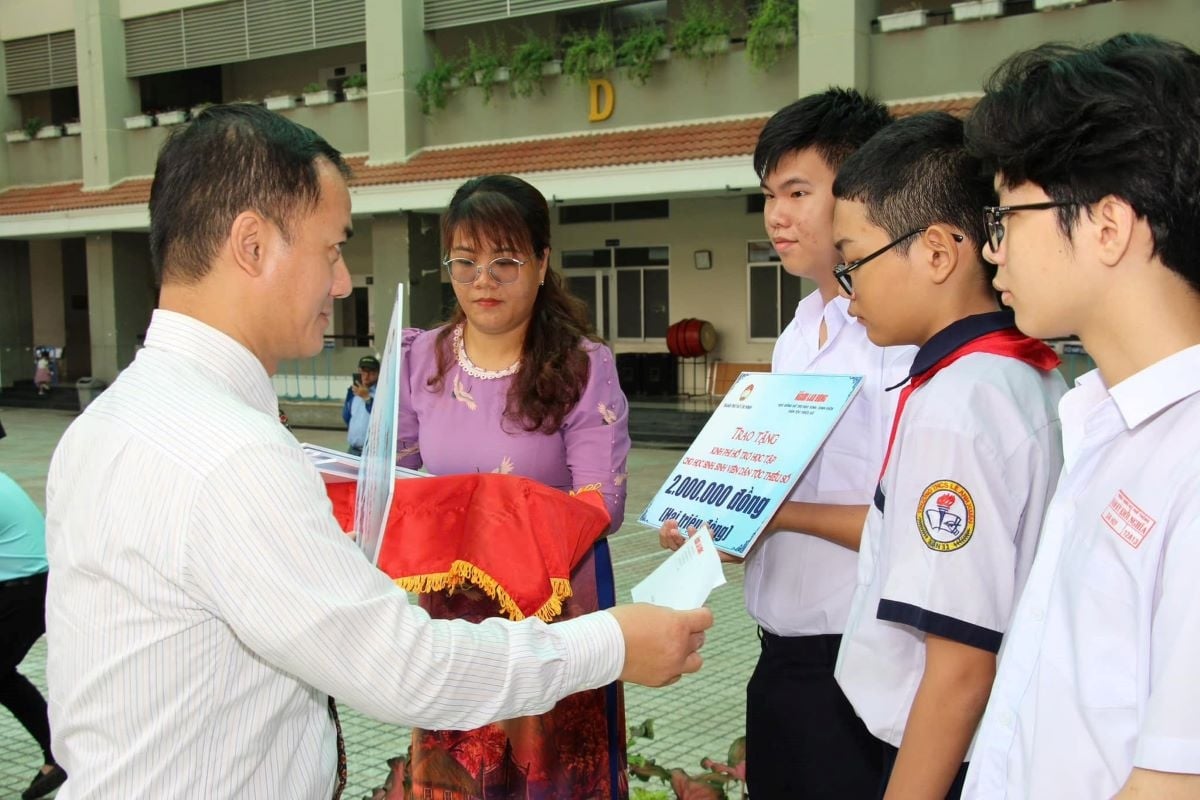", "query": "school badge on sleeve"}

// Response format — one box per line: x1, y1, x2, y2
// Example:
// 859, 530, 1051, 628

916, 480, 975, 552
